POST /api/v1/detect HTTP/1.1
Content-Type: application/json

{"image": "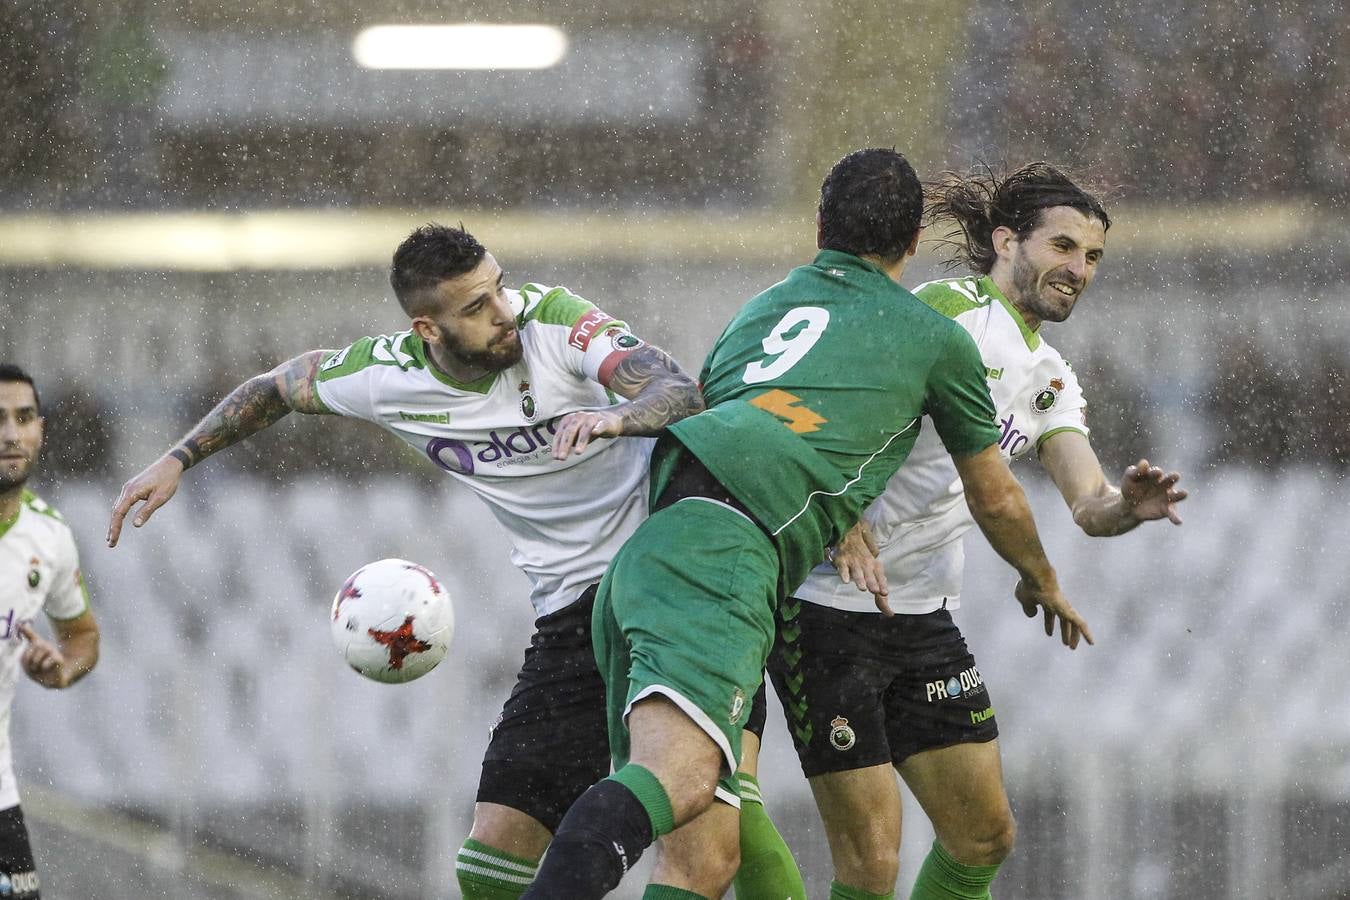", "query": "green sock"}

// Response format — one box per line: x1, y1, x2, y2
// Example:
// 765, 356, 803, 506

909, 841, 1002, 900
732, 773, 809, 900
609, 763, 677, 837
644, 886, 708, 899
455, 838, 538, 899
830, 881, 894, 900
